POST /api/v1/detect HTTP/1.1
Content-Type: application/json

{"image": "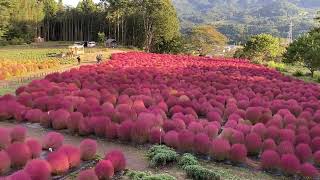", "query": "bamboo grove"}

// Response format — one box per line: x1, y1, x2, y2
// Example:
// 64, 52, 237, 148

0, 0, 181, 53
